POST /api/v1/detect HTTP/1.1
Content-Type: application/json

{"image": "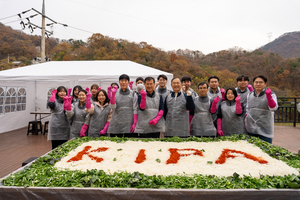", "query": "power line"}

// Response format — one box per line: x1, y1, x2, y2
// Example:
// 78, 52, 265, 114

67, 25, 93, 34
0, 14, 17, 21
3, 19, 21, 25
0, 9, 32, 21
